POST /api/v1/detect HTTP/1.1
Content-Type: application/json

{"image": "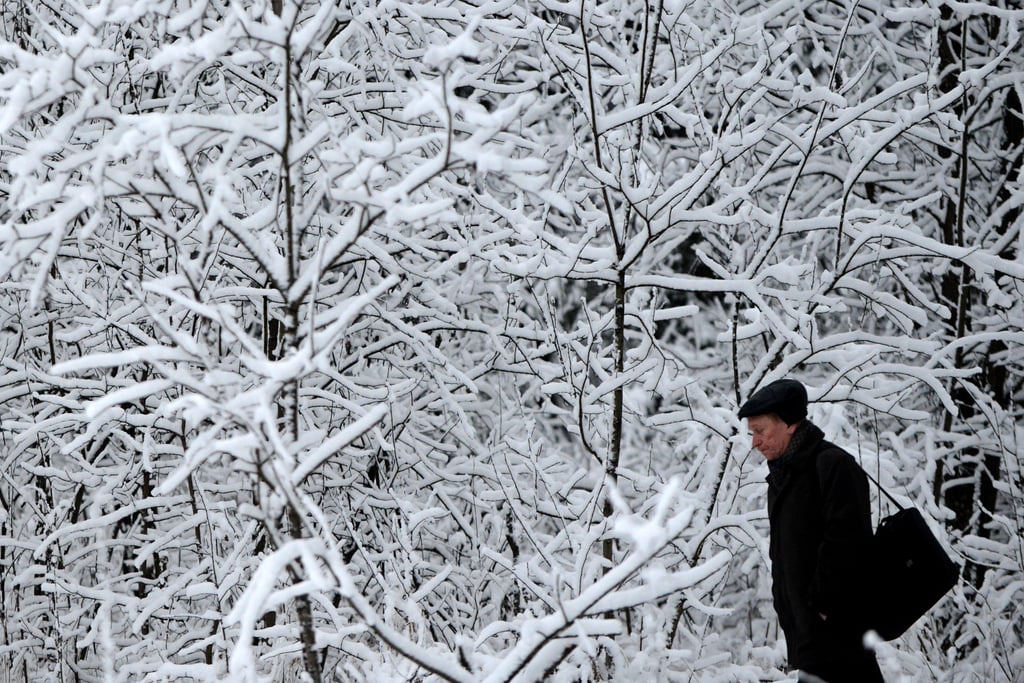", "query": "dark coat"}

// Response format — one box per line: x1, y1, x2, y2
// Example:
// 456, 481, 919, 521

766, 422, 884, 683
